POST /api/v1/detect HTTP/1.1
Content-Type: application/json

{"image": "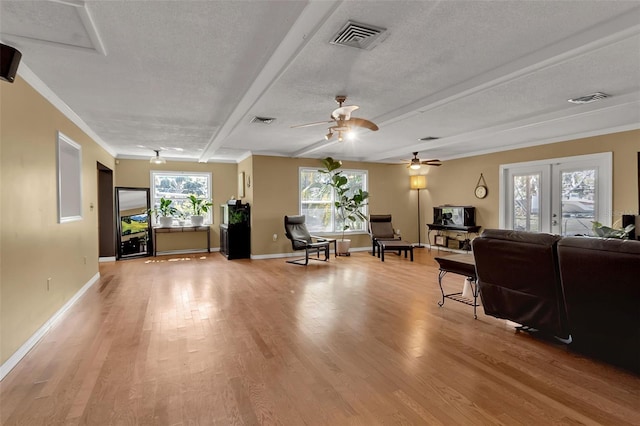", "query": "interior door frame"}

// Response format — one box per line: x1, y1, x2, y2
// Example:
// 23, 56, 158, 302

499, 152, 612, 233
